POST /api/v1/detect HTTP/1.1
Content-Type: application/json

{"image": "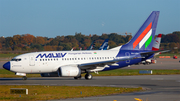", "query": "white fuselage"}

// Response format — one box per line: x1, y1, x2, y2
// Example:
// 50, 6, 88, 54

10, 50, 120, 73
